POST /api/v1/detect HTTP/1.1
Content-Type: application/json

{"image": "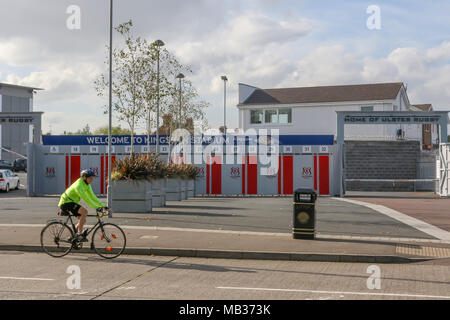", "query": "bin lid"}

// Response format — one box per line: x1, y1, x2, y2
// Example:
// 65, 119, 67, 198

294, 188, 317, 195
